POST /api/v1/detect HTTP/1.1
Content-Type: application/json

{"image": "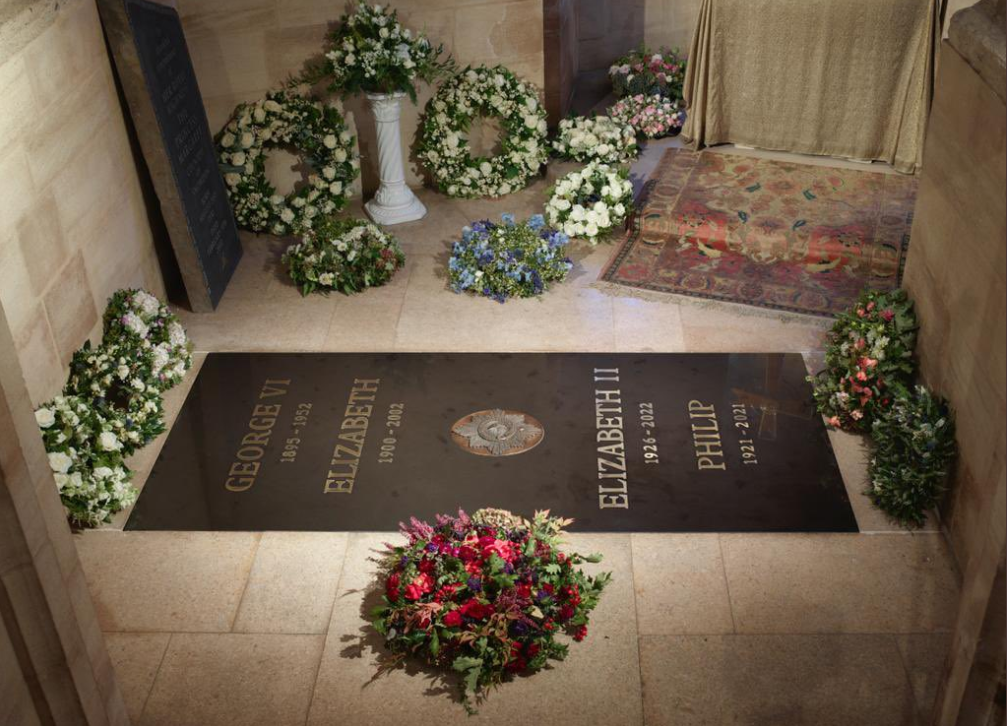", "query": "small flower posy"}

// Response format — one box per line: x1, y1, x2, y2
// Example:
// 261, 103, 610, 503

217, 90, 359, 236
417, 65, 550, 198
372, 509, 611, 713
448, 214, 573, 302
551, 115, 639, 164
309, 1, 453, 102
545, 161, 634, 244
609, 93, 685, 139
609, 45, 687, 103
282, 217, 405, 296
